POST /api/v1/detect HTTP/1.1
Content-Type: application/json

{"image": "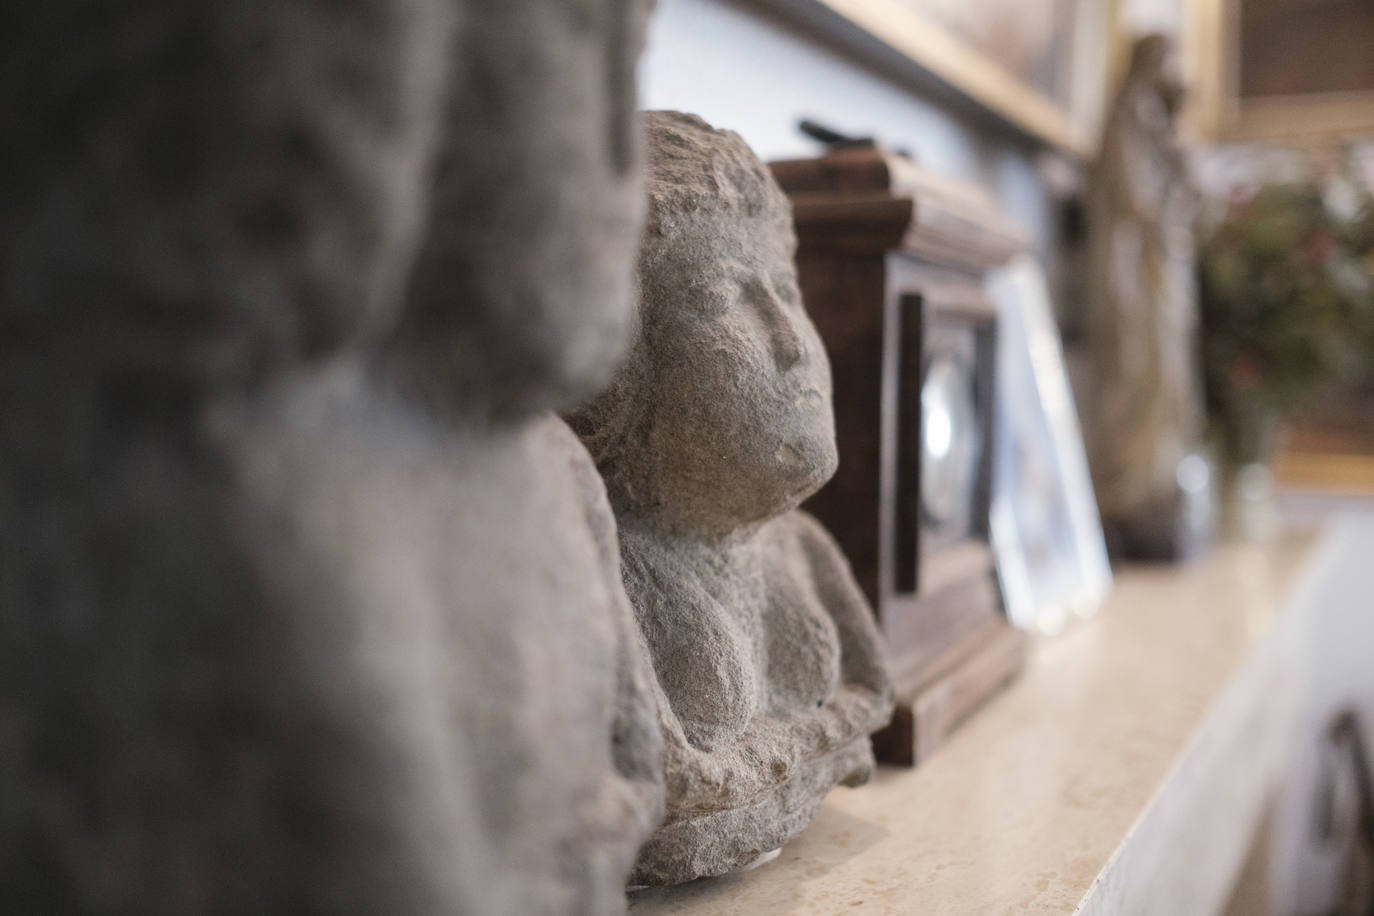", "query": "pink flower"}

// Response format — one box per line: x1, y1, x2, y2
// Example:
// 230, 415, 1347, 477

1229, 354, 1264, 390
1303, 230, 1334, 265
1228, 185, 1256, 219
